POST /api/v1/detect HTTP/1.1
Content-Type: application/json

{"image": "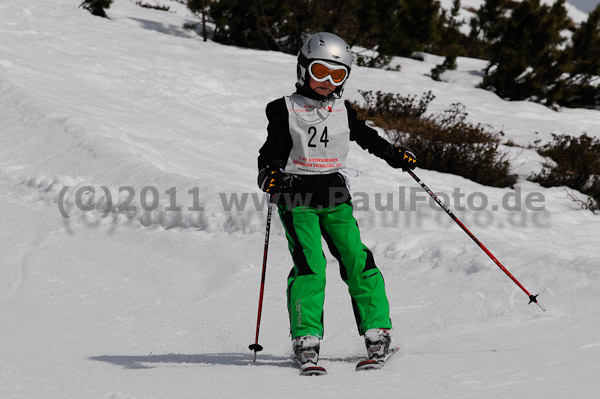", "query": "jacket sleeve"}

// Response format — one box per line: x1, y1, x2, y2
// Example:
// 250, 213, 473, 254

258, 97, 292, 171
346, 100, 393, 160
